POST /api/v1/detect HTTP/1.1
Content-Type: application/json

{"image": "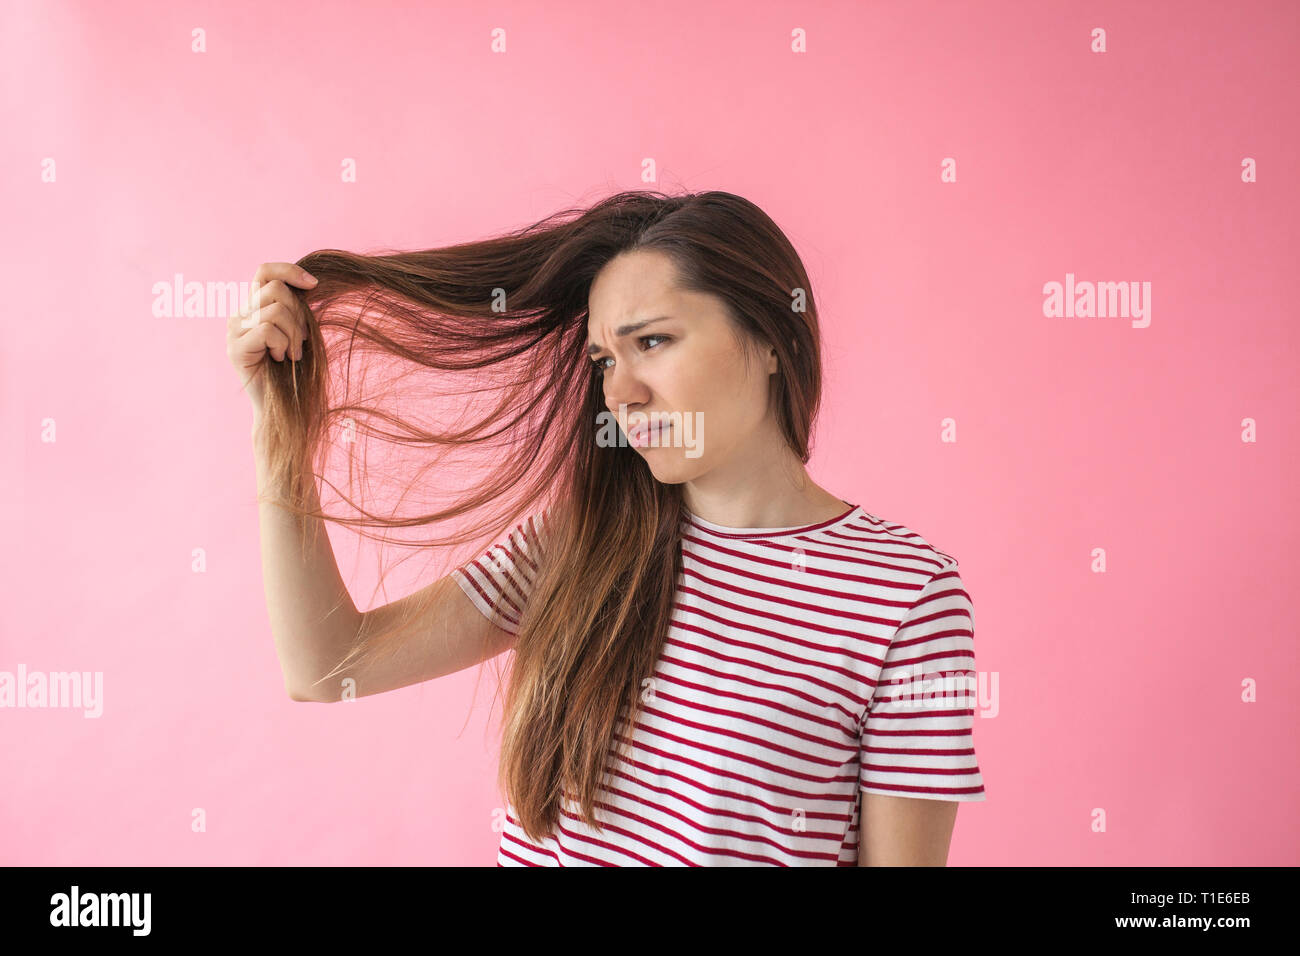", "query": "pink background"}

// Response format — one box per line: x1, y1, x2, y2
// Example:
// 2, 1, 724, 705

2, 0, 1297, 865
